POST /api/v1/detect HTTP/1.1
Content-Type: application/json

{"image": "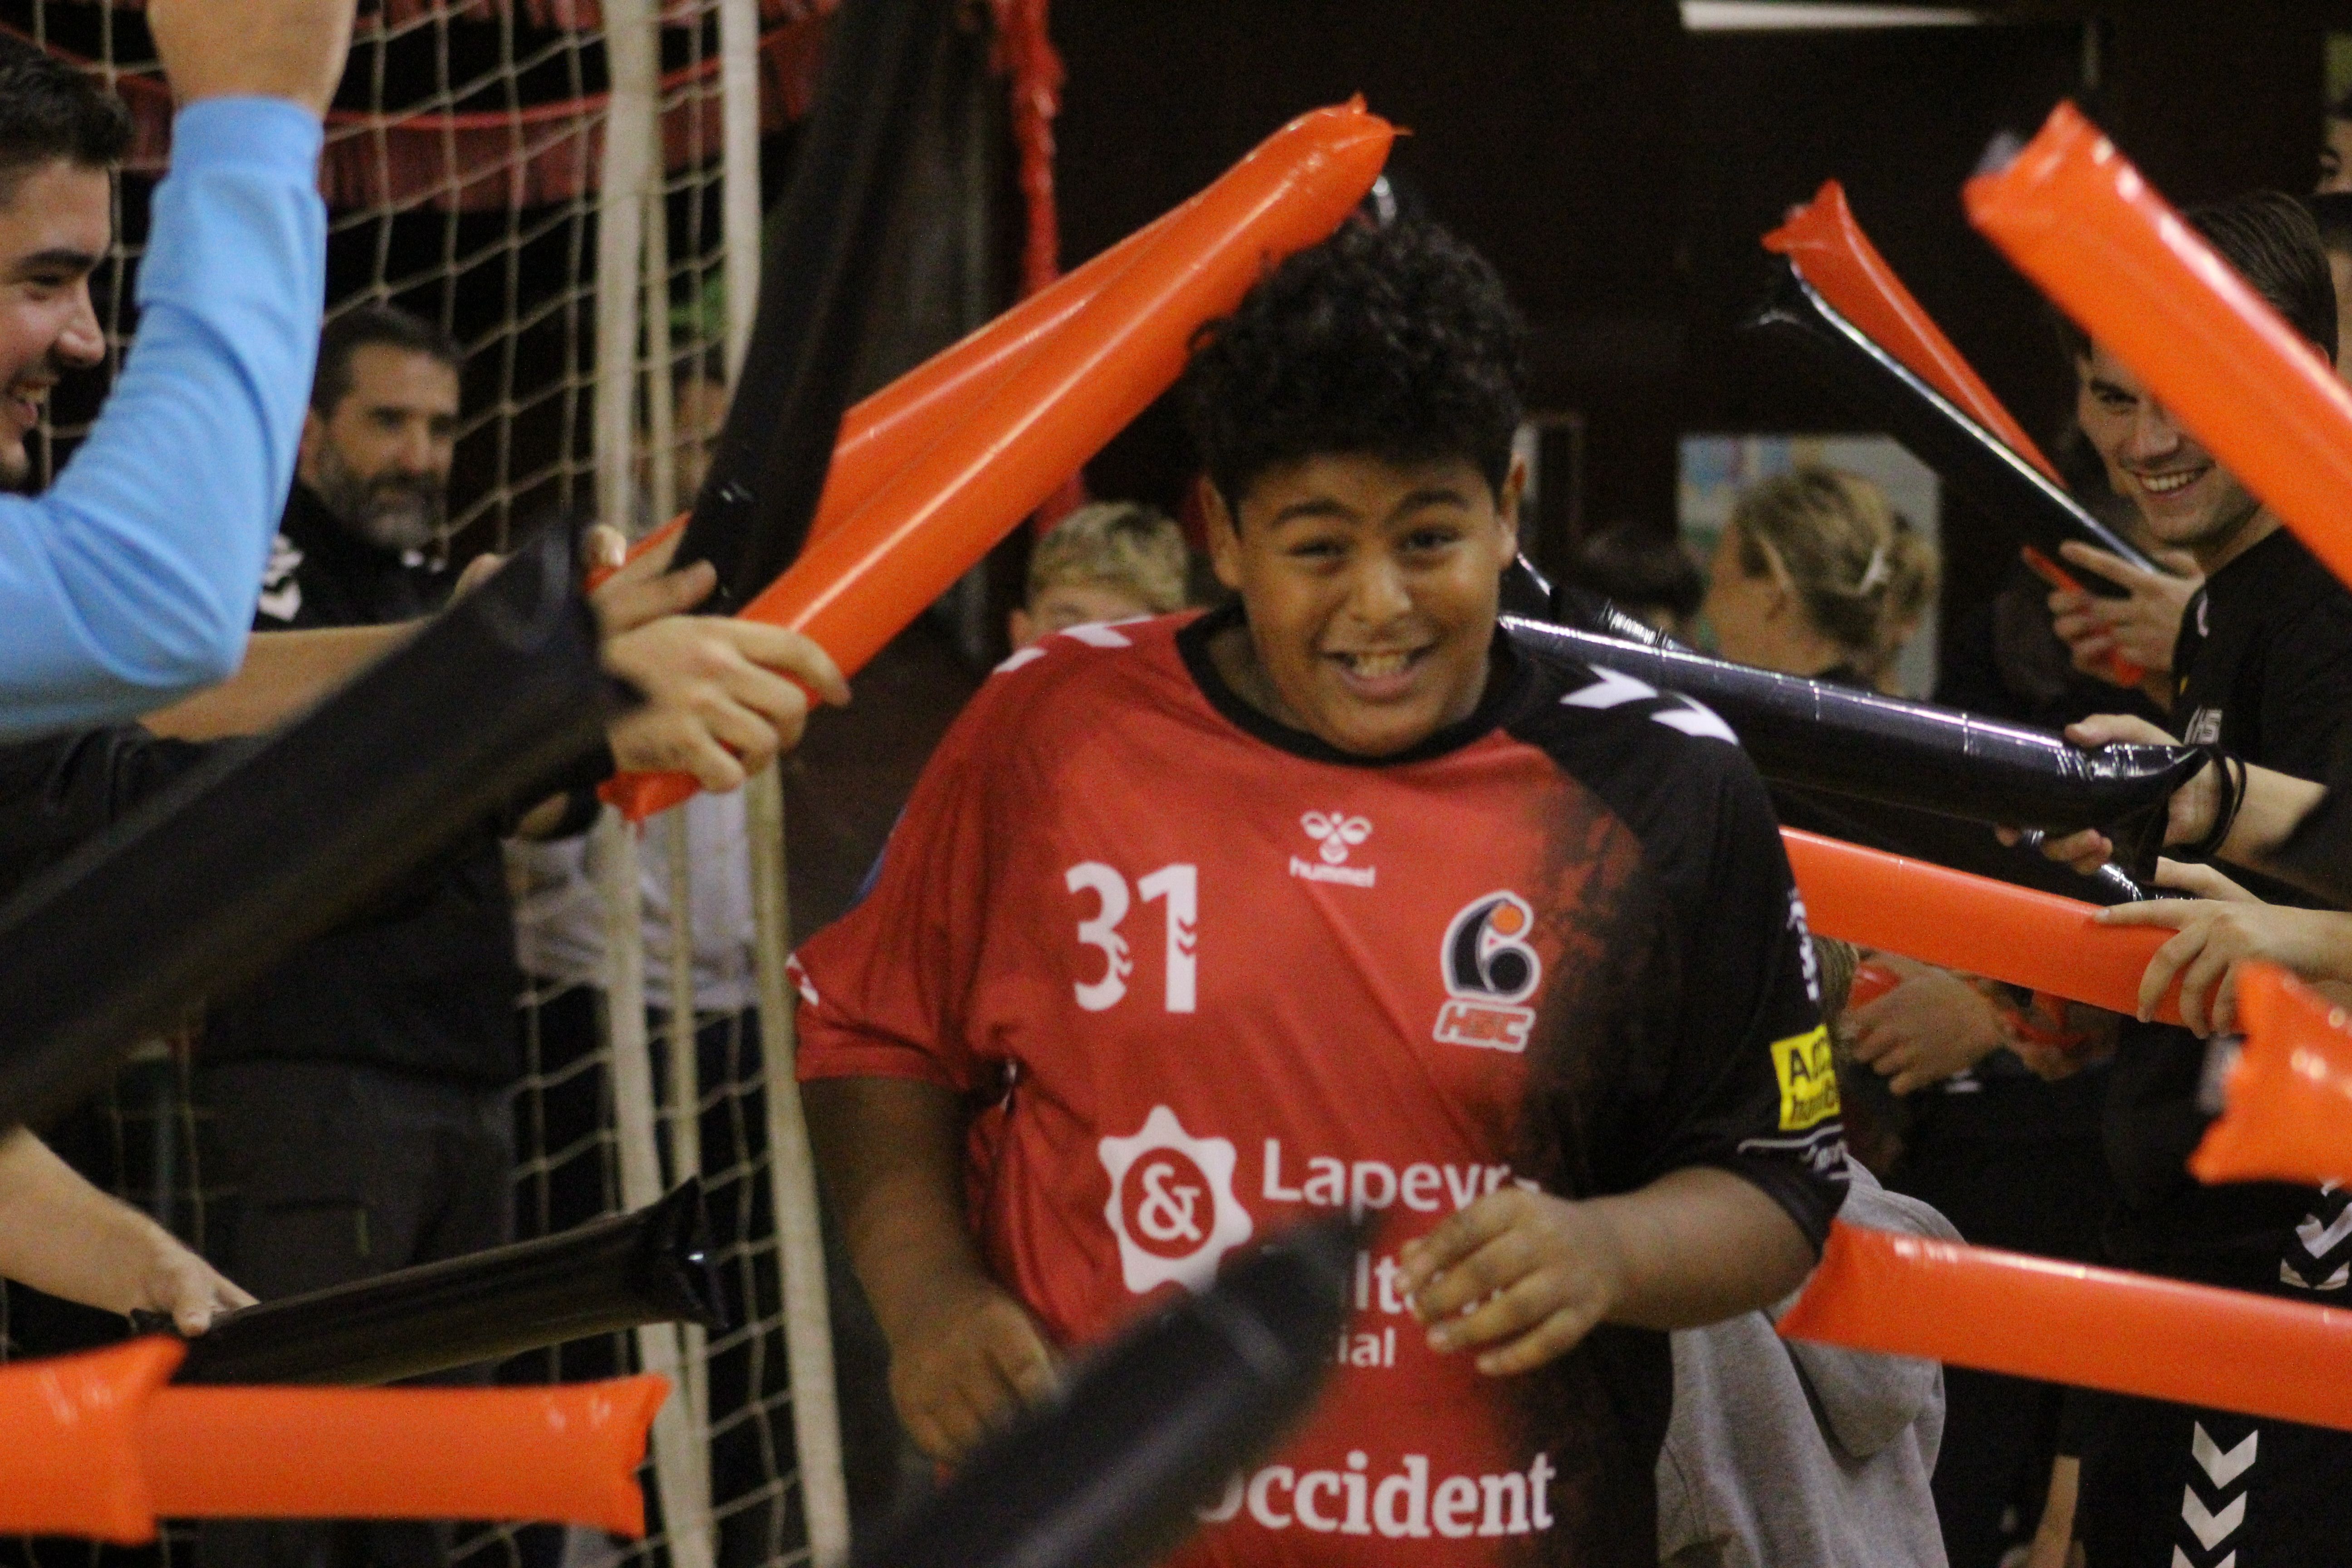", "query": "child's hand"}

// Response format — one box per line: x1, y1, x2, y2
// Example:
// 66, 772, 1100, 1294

1396, 1189, 1628, 1376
